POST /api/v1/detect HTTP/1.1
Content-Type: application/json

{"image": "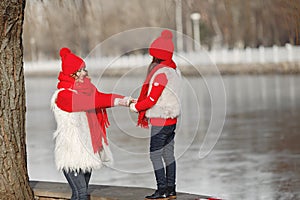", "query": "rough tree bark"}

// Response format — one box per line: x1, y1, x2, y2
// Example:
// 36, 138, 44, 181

0, 0, 34, 199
